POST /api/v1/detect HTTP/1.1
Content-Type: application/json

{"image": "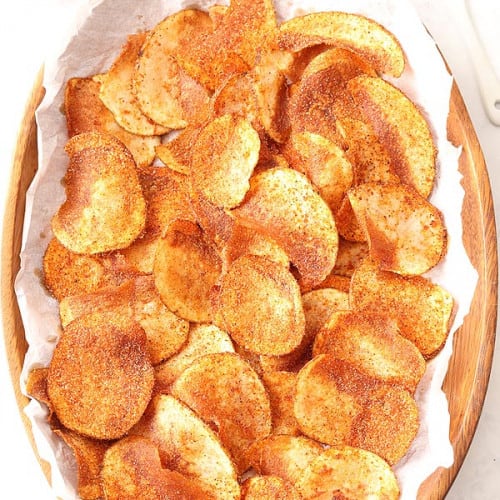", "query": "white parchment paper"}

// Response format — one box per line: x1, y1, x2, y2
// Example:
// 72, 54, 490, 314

14, 0, 478, 498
